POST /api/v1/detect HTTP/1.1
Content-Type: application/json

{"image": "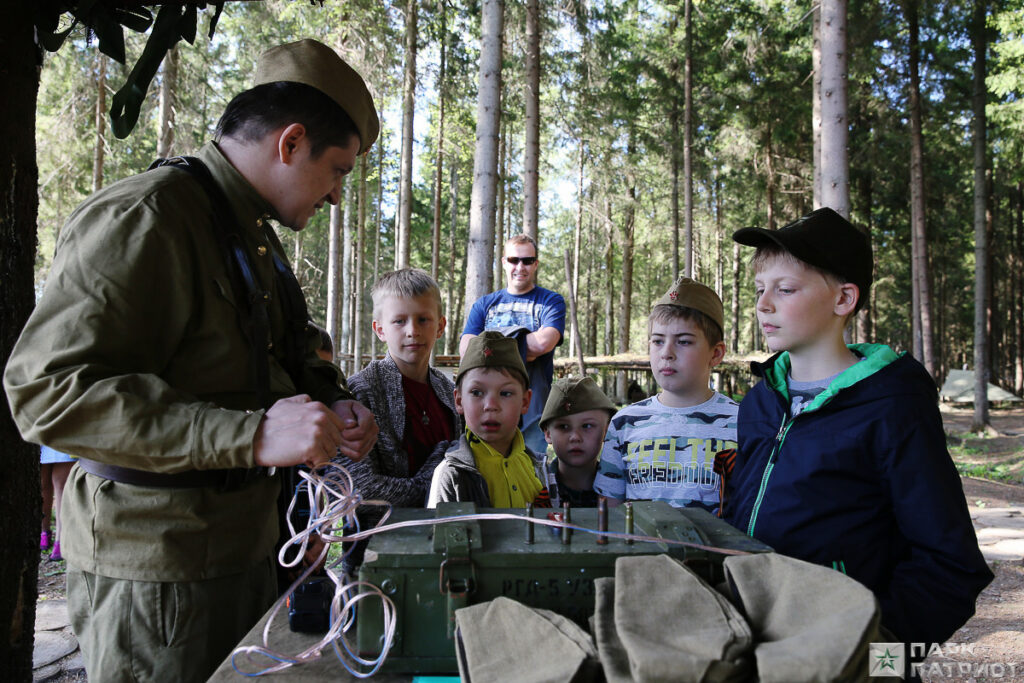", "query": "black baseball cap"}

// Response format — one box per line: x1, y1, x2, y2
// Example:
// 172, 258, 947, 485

732, 207, 873, 313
